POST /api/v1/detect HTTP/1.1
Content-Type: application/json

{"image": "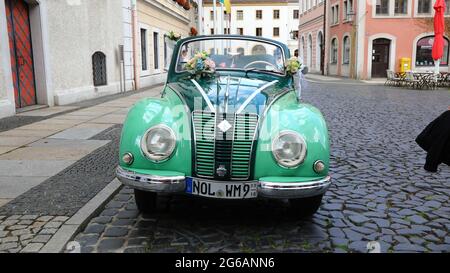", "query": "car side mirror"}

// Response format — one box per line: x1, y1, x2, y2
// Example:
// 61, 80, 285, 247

302, 66, 309, 75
